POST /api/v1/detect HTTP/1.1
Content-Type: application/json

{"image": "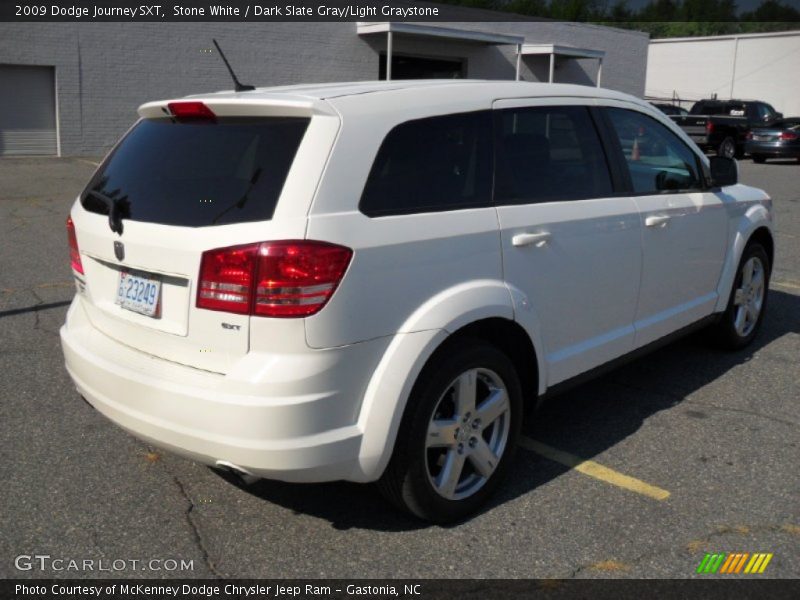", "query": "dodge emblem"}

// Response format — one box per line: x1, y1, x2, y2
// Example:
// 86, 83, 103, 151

114, 241, 125, 262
